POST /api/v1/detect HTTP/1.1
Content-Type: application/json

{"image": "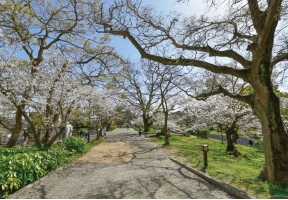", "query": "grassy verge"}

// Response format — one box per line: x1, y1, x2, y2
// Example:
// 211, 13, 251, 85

149, 135, 288, 199
209, 130, 223, 135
